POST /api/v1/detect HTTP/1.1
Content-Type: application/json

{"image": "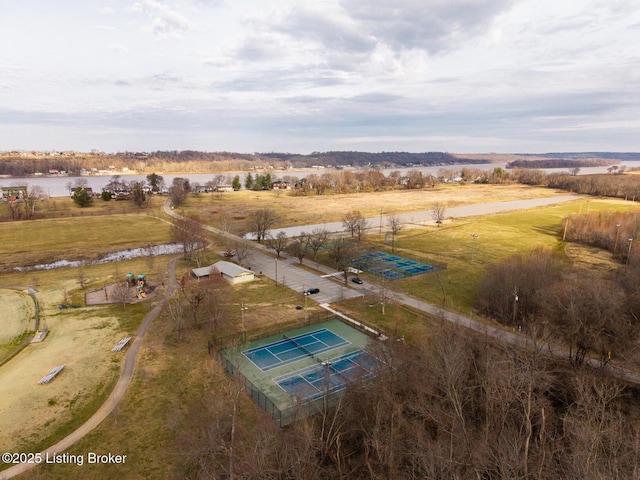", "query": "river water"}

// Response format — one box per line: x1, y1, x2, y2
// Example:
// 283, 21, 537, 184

2, 163, 636, 198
